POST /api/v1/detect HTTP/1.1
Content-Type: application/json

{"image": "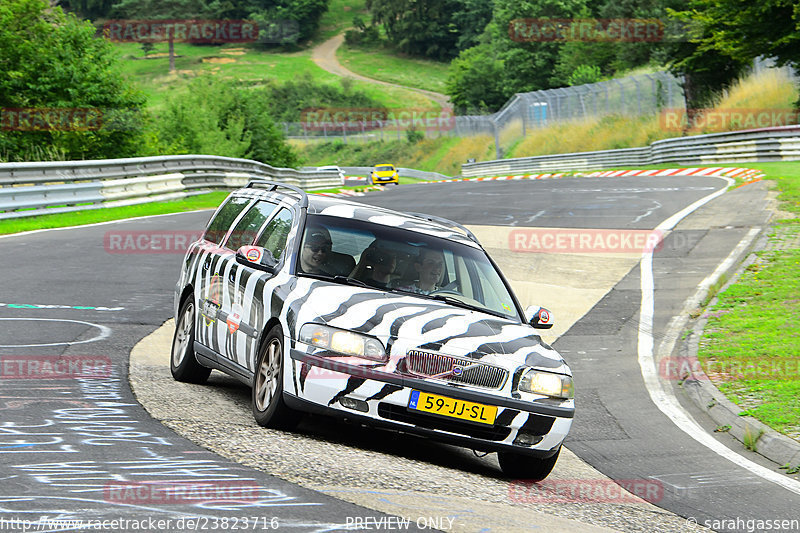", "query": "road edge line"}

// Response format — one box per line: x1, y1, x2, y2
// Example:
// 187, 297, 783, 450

637, 178, 800, 494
